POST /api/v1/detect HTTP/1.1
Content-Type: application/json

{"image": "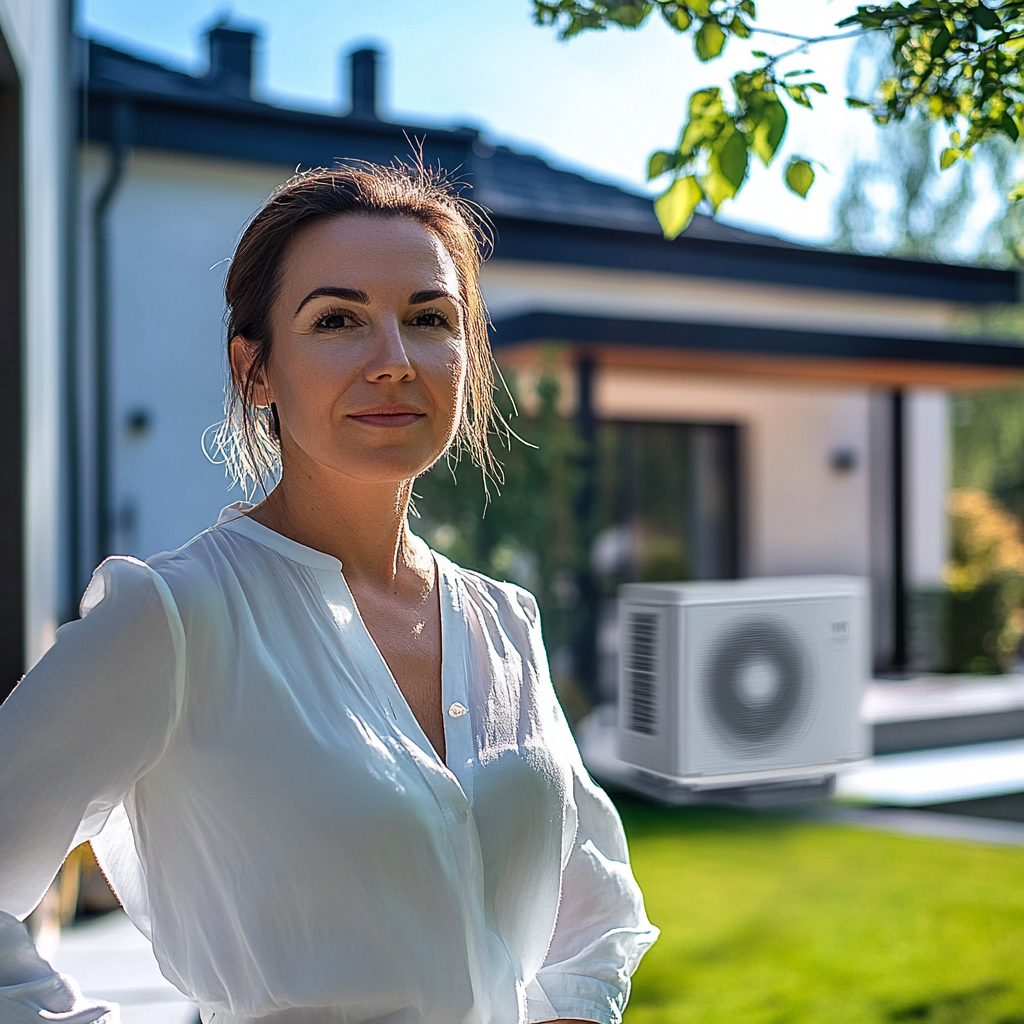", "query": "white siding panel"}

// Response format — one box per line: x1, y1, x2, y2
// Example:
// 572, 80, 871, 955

103, 149, 290, 558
